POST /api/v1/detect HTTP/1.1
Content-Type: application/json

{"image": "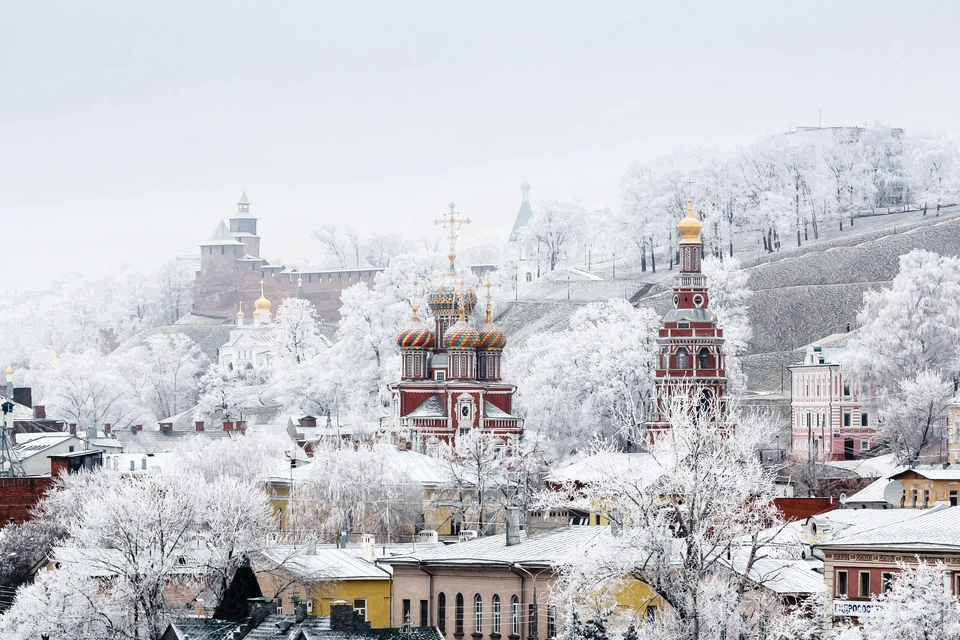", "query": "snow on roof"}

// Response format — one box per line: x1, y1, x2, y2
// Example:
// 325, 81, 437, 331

51, 546, 218, 577
891, 465, 960, 480
845, 475, 898, 504
725, 554, 825, 595
407, 395, 446, 418
383, 526, 611, 568
258, 547, 391, 581
381, 445, 450, 486
547, 452, 663, 485
807, 507, 927, 536
824, 454, 898, 478
13, 434, 77, 458
202, 220, 244, 246
0, 395, 35, 420
819, 506, 960, 550
483, 401, 515, 419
